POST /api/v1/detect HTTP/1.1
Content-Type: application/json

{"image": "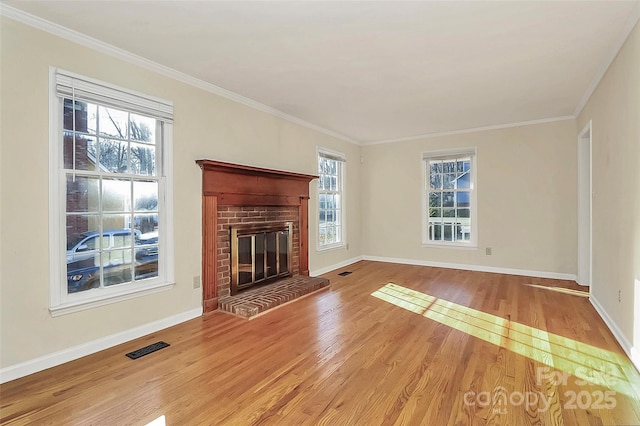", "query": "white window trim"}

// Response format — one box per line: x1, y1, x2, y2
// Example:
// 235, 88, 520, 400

317, 147, 347, 252
421, 147, 478, 249
48, 67, 175, 316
